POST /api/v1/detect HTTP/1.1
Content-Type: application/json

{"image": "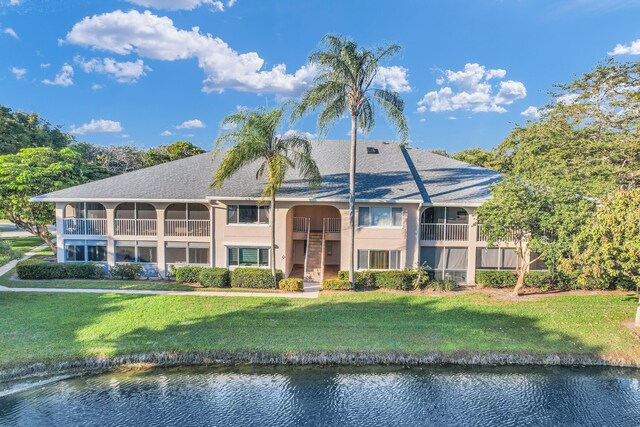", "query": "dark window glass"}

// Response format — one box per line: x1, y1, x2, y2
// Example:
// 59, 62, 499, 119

259, 248, 269, 266
392, 207, 403, 227
358, 207, 370, 227
138, 246, 157, 263
228, 247, 239, 266
188, 247, 209, 264
238, 206, 258, 224
258, 206, 269, 224
87, 245, 106, 262
115, 203, 135, 219
227, 205, 238, 224
65, 244, 85, 261
115, 245, 136, 262
166, 247, 187, 263
188, 204, 209, 220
